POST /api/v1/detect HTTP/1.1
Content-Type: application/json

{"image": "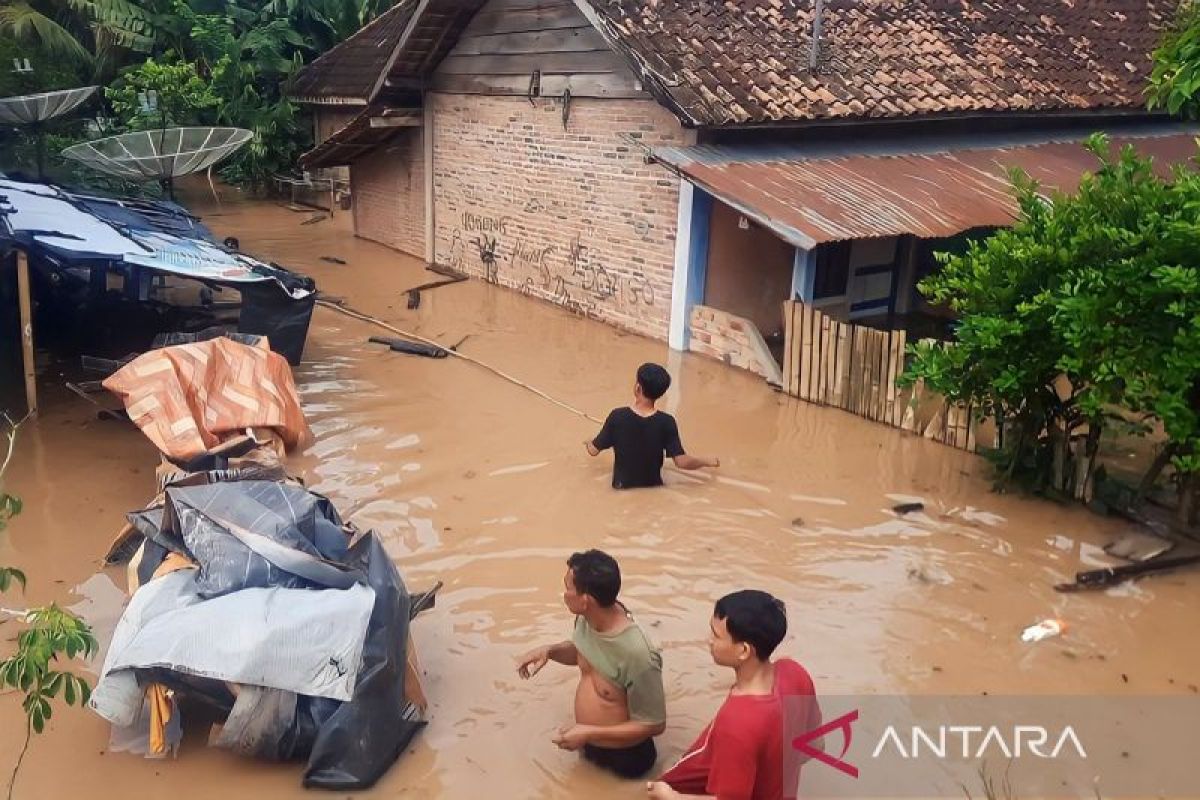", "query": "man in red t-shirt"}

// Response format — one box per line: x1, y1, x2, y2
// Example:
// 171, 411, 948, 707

647, 590, 821, 800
